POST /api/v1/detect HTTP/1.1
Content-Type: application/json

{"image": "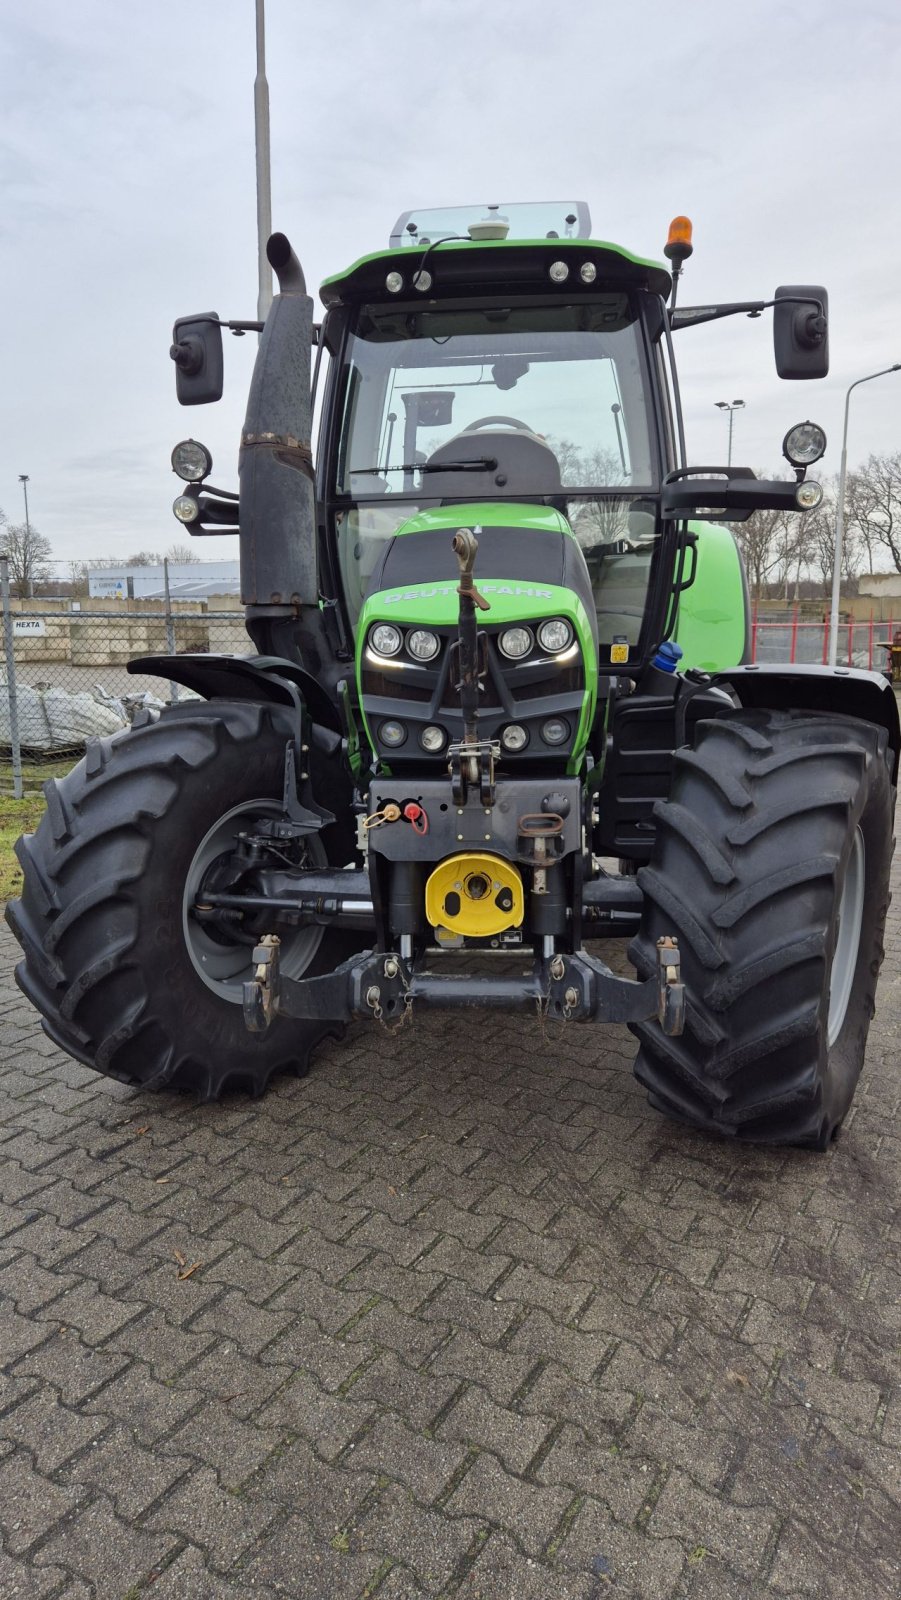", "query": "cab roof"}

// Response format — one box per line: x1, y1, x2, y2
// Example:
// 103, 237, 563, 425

319, 236, 672, 308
